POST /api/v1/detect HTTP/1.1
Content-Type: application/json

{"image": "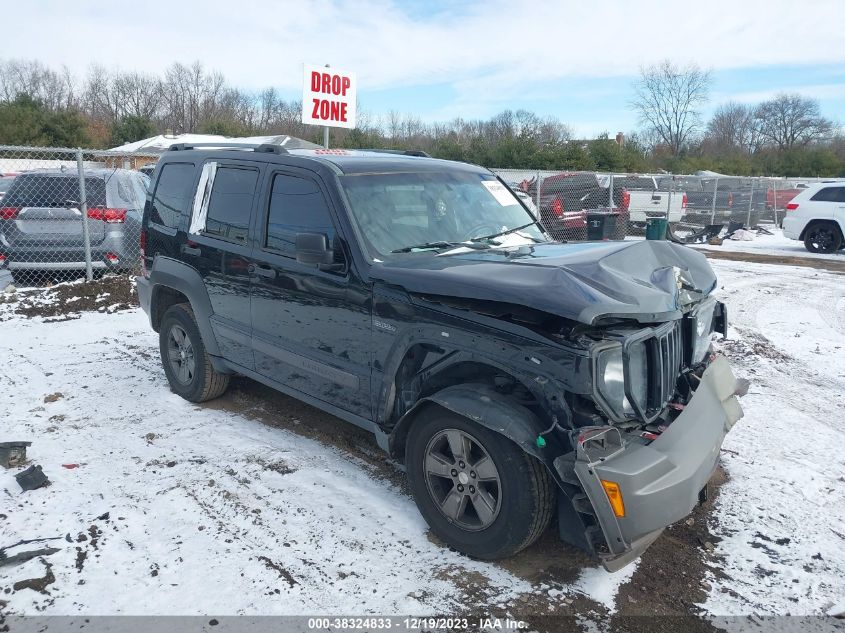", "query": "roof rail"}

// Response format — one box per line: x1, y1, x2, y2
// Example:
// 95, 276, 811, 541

357, 148, 432, 158
168, 142, 288, 154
